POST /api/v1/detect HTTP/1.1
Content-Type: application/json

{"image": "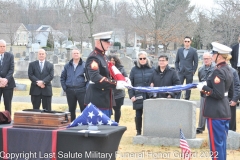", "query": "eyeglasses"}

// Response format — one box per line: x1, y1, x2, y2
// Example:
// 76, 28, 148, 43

159, 60, 167, 62
184, 41, 190, 43
139, 58, 146, 60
